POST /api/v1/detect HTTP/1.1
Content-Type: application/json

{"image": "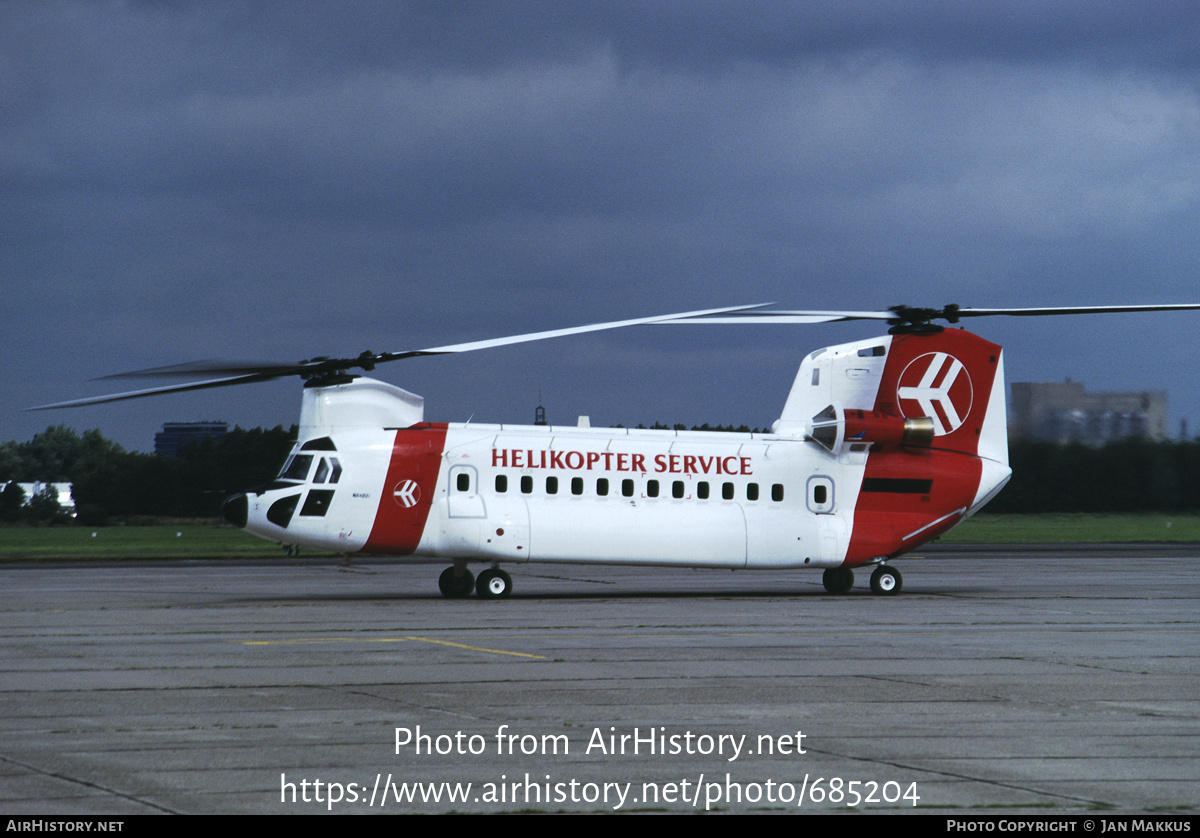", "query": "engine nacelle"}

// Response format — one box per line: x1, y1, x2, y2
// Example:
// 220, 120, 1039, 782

807, 404, 934, 453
